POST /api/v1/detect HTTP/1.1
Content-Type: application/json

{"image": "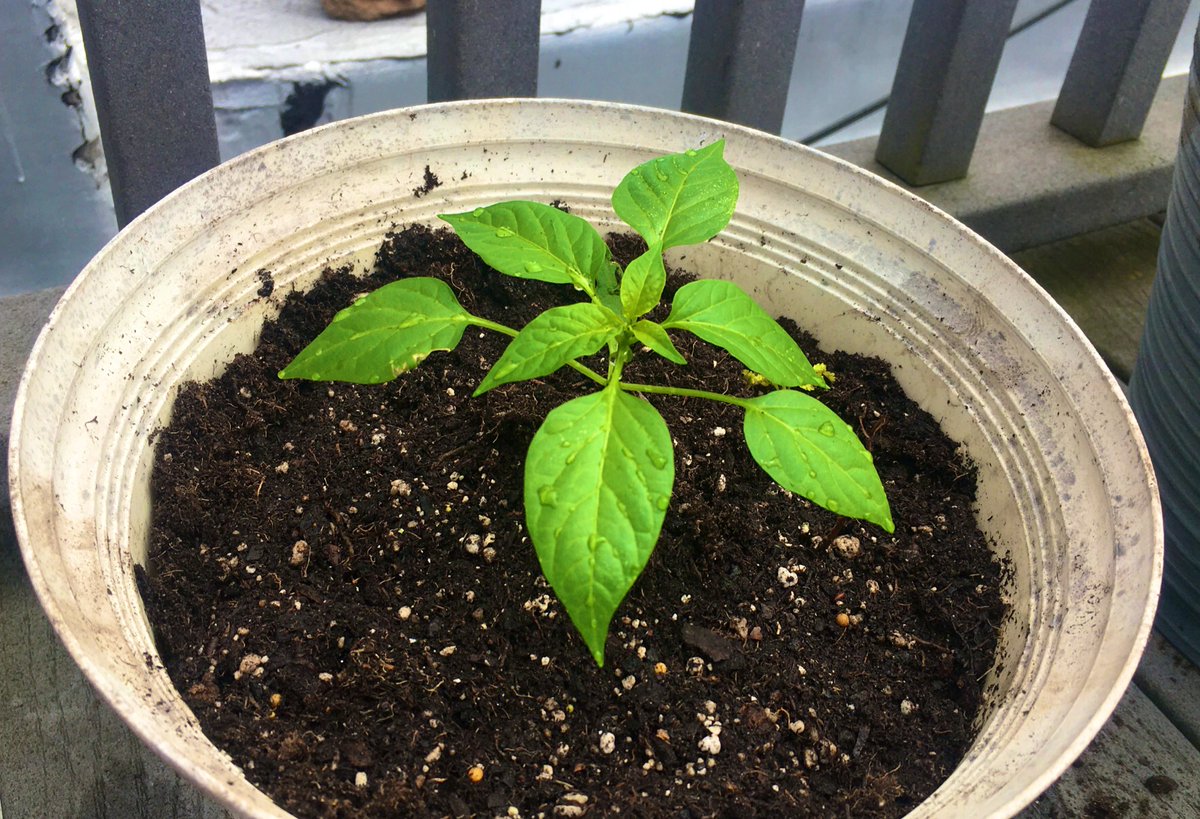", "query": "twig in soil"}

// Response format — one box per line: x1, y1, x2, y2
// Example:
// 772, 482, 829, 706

907, 634, 953, 654
433, 441, 475, 467
853, 726, 870, 757
824, 517, 850, 541
858, 413, 888, 450
445, 262, 462, 294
